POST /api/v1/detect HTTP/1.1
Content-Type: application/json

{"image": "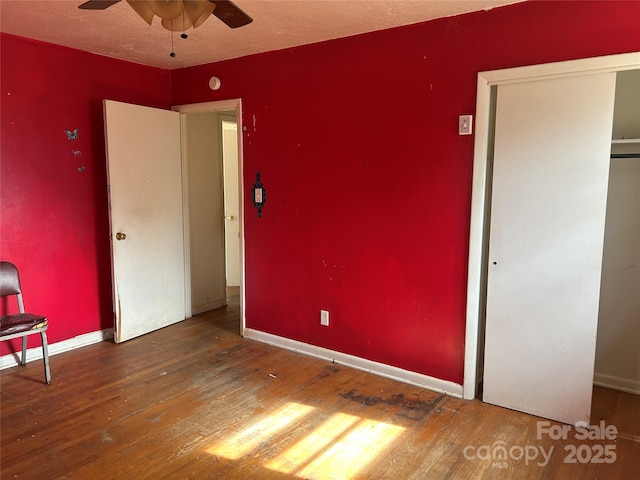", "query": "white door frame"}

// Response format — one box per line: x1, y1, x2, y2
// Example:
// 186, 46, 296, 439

173, 99, 246, 335
463, 52, 640, 400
